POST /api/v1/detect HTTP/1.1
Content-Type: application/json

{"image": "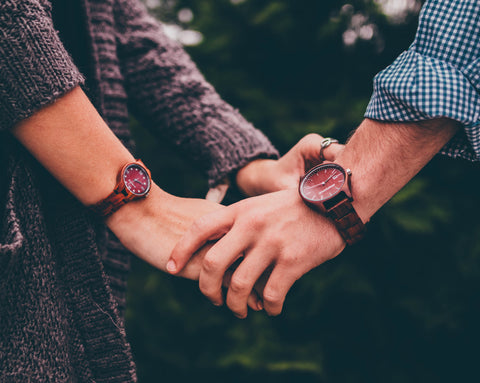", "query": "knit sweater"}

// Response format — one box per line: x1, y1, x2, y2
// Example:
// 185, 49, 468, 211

0, 0, 278, 381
